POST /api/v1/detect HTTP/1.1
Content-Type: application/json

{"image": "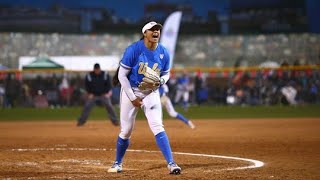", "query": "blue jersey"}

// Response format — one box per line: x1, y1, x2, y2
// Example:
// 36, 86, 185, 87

176, 75, 189, 91
177, 76, 189, 85
159, 84, 169, 97
159, 86, 165, 96
120, 40, 171, 88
